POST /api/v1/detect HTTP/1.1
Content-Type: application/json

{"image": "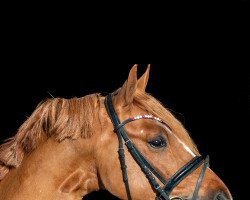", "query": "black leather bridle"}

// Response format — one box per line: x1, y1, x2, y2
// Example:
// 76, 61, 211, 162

105, 93, 209, 200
